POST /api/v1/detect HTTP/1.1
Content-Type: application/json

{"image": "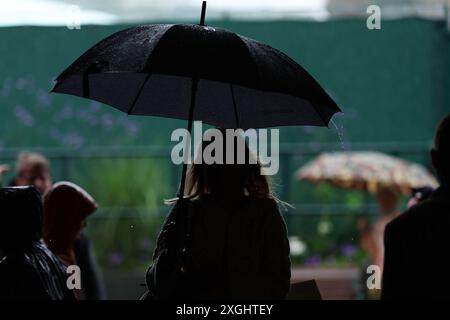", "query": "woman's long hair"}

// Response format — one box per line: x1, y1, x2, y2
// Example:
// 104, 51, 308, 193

168, 129, 277, 203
